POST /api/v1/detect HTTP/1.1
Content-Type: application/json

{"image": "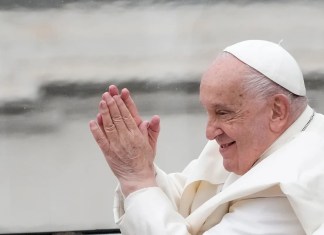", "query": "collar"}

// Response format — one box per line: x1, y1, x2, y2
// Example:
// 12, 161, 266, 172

256, 105, 314, 164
